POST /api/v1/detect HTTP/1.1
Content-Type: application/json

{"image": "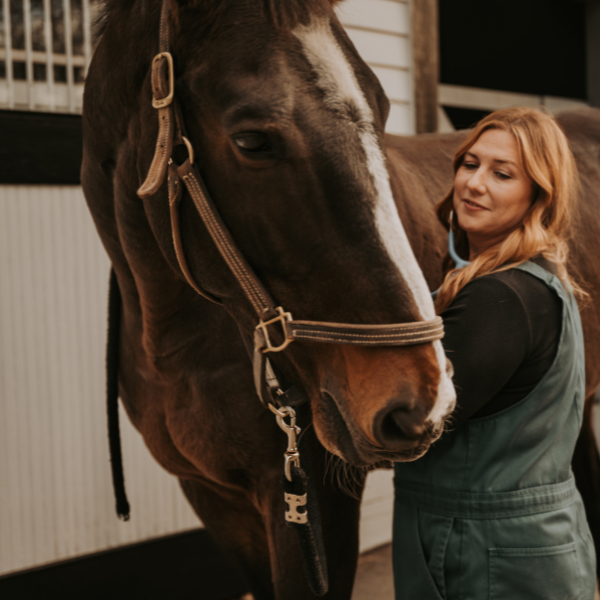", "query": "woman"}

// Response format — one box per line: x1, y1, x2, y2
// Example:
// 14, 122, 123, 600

393, 107, 596, 600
